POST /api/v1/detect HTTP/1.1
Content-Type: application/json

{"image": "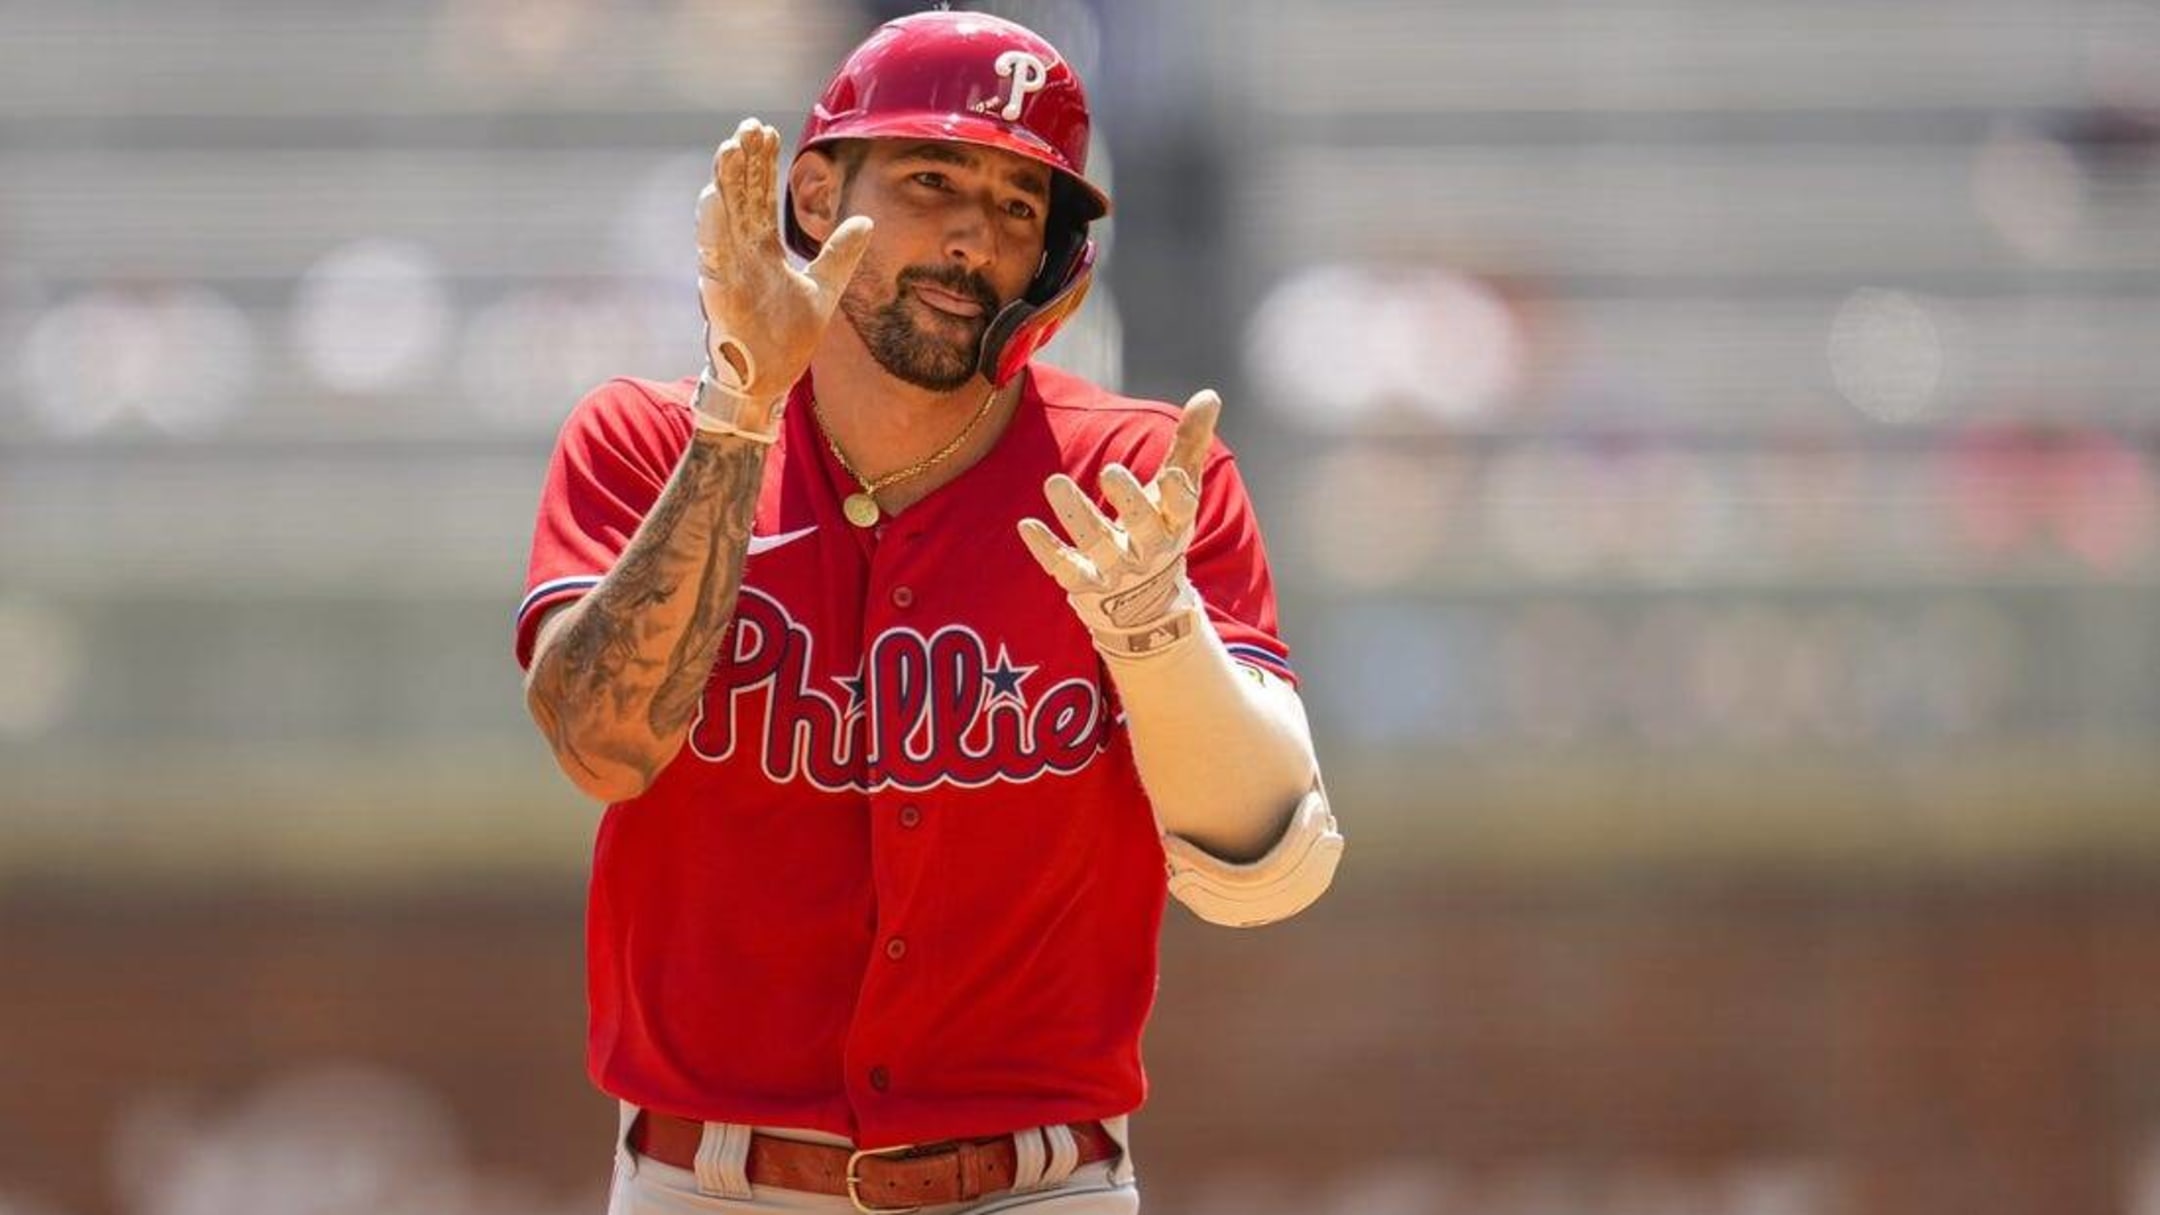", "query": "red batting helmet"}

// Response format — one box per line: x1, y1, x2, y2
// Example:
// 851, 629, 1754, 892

784, 10, 1111, 386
